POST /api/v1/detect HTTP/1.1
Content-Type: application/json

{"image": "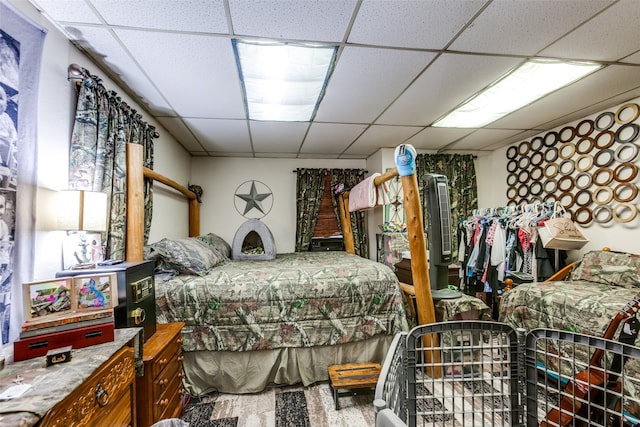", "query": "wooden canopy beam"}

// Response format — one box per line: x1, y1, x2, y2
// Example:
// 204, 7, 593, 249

126, 143, 200, 262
